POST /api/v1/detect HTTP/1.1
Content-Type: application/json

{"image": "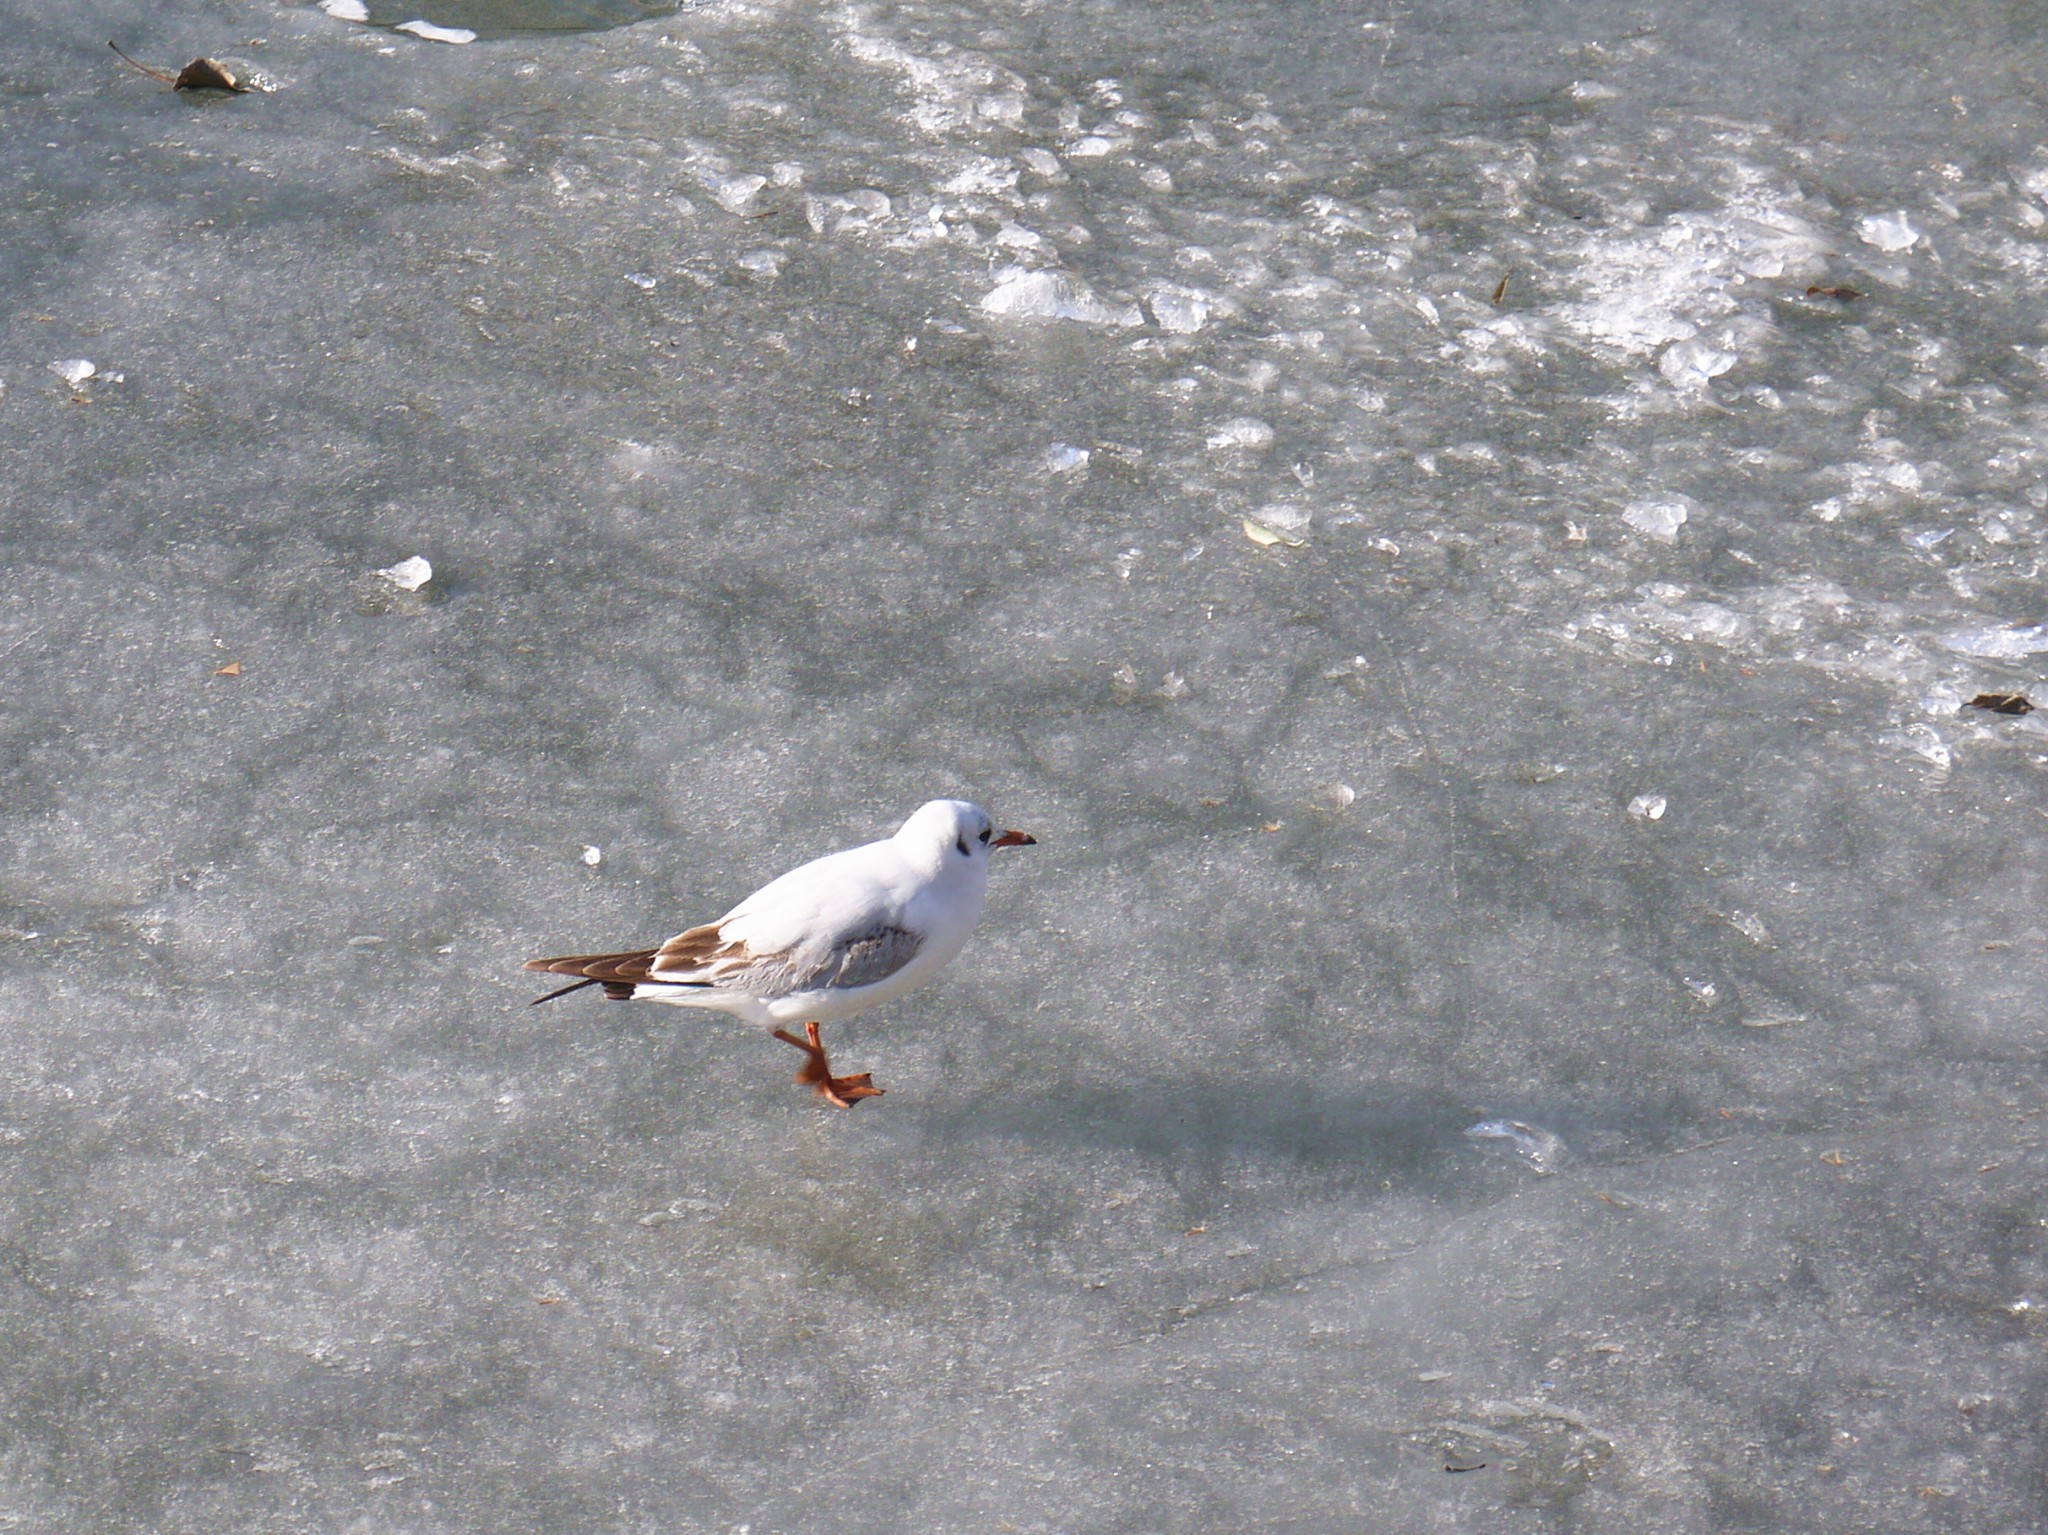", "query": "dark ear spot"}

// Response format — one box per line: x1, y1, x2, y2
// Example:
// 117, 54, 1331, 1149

956, 835, 970, 856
